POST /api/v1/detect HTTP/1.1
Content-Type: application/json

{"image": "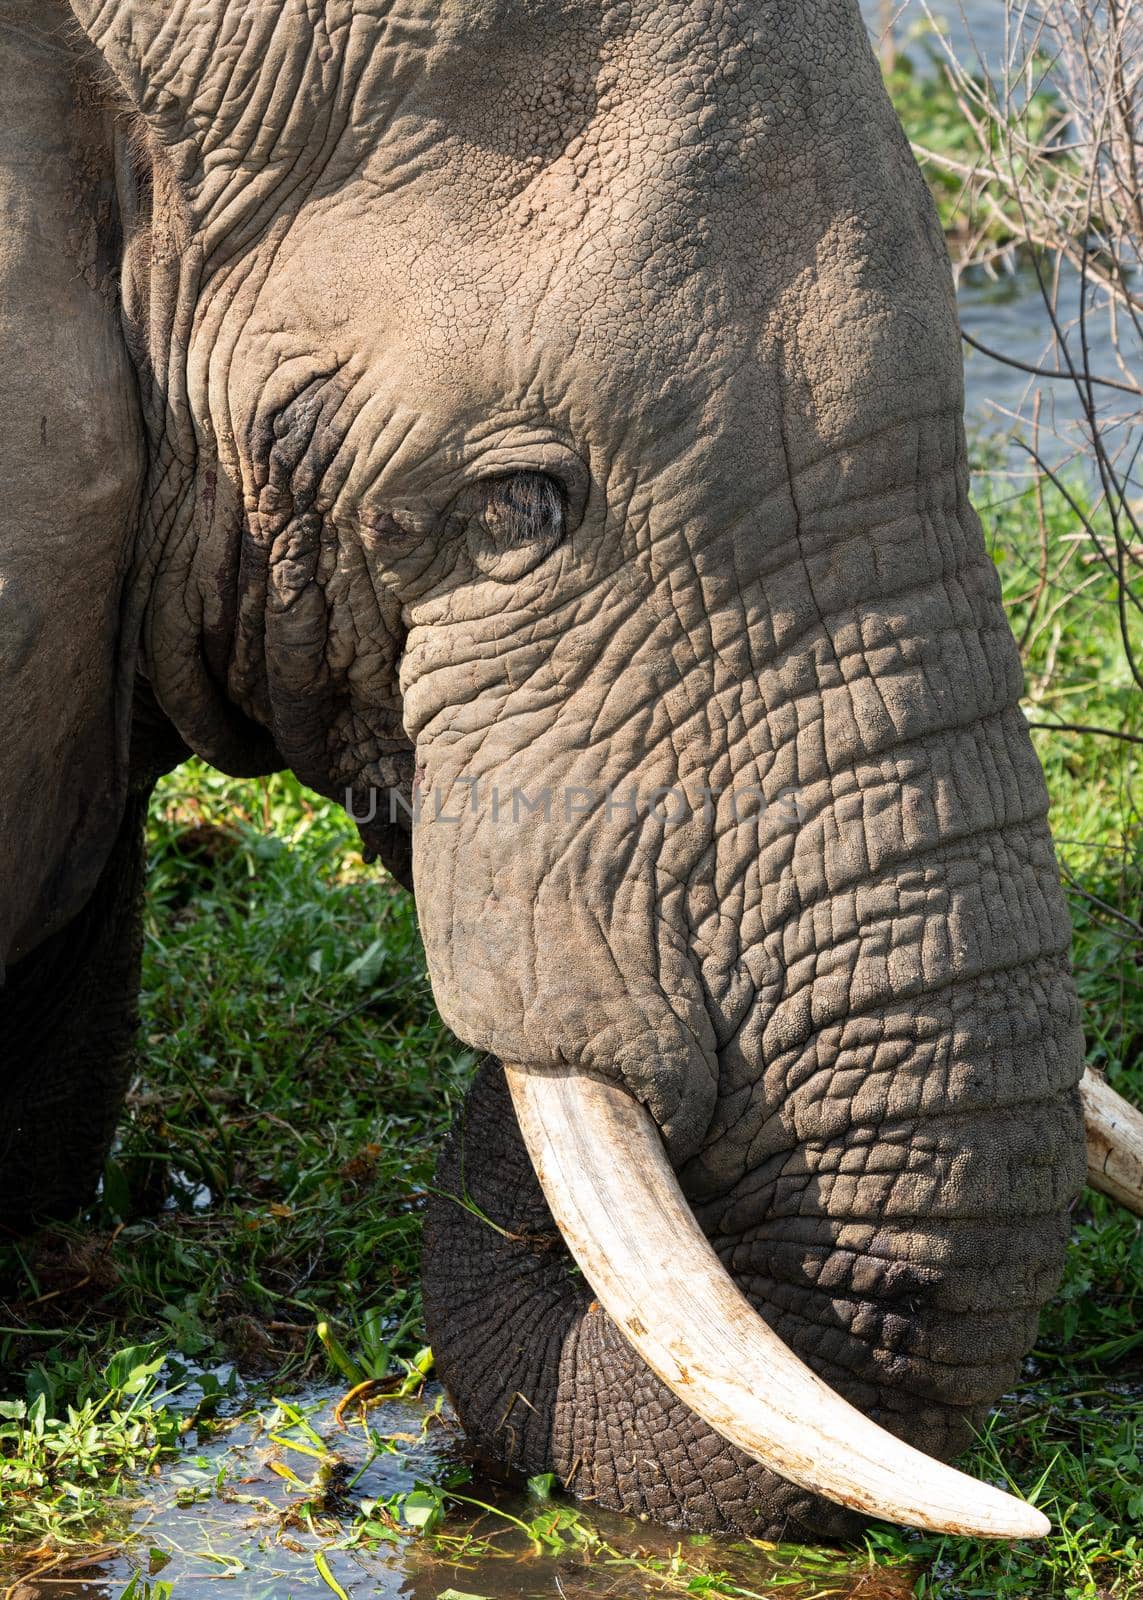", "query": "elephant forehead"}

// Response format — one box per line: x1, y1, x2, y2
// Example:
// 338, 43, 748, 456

225, 0, 890, 234
127, 0, 935, 446
394, 0, 880, 197
419, 0, 863, 99
214, 0, 919, 425
89, 0, 892, 261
